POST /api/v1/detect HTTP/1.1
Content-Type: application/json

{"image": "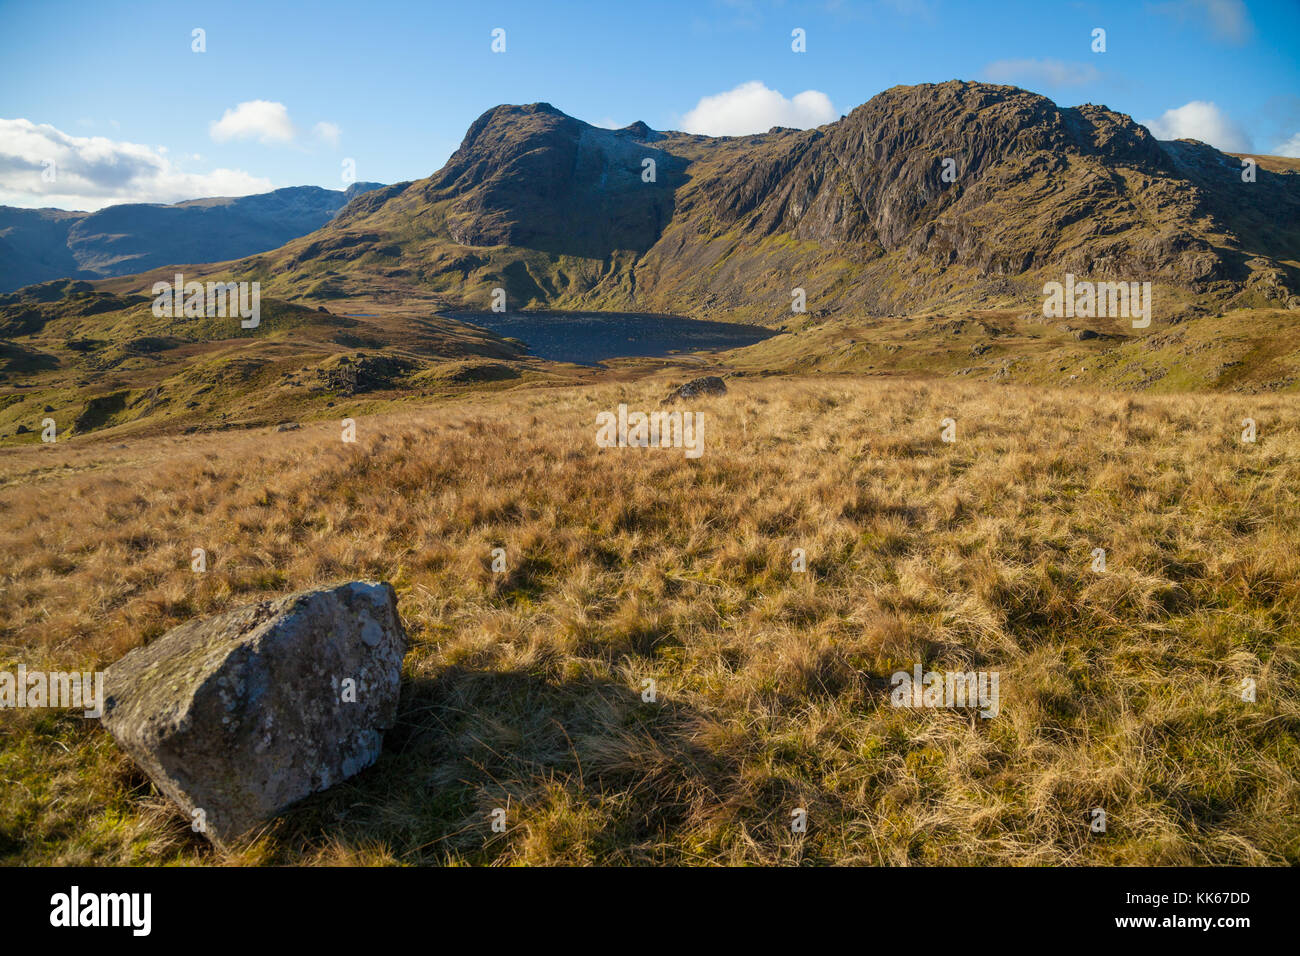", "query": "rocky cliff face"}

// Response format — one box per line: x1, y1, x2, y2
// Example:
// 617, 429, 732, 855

706, 84, 1178, 252
111, 82, 1300, 322
414, 103, 685, 258
635, 82, 1279, 317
